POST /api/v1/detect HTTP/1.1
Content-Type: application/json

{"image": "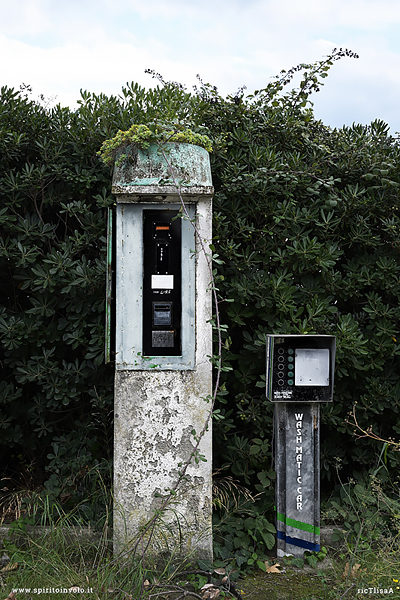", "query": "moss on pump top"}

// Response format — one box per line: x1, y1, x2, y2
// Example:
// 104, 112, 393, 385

98, 123, 213, 167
